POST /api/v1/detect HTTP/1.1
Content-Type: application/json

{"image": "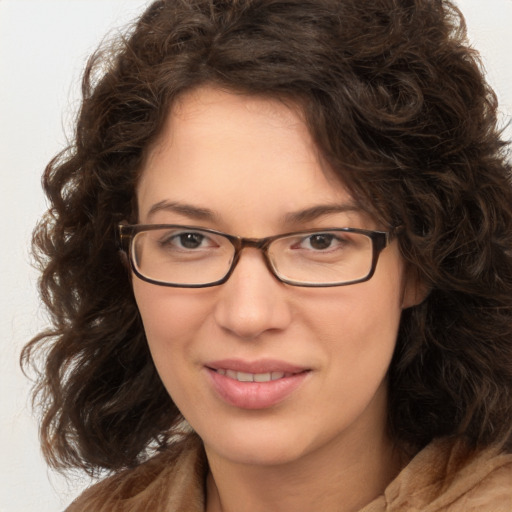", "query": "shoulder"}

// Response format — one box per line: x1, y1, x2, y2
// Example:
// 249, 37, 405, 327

65, 434, 206, 512
377, 437, 512, 512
